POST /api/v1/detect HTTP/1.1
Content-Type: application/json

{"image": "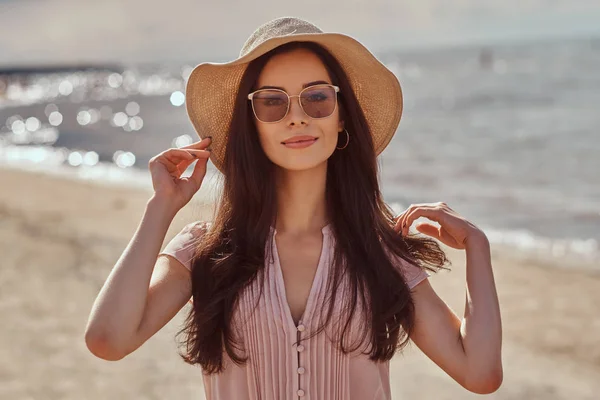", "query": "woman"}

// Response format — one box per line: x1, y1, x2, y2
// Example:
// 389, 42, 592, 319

85, 17, 503, 399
